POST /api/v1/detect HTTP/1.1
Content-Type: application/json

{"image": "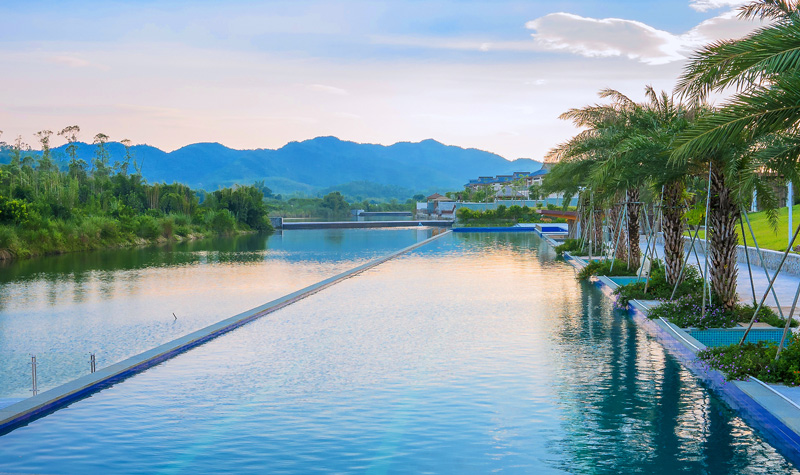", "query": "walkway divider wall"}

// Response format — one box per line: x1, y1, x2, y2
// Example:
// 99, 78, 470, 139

0, 230, 452, 436
655, 234, 800, 277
